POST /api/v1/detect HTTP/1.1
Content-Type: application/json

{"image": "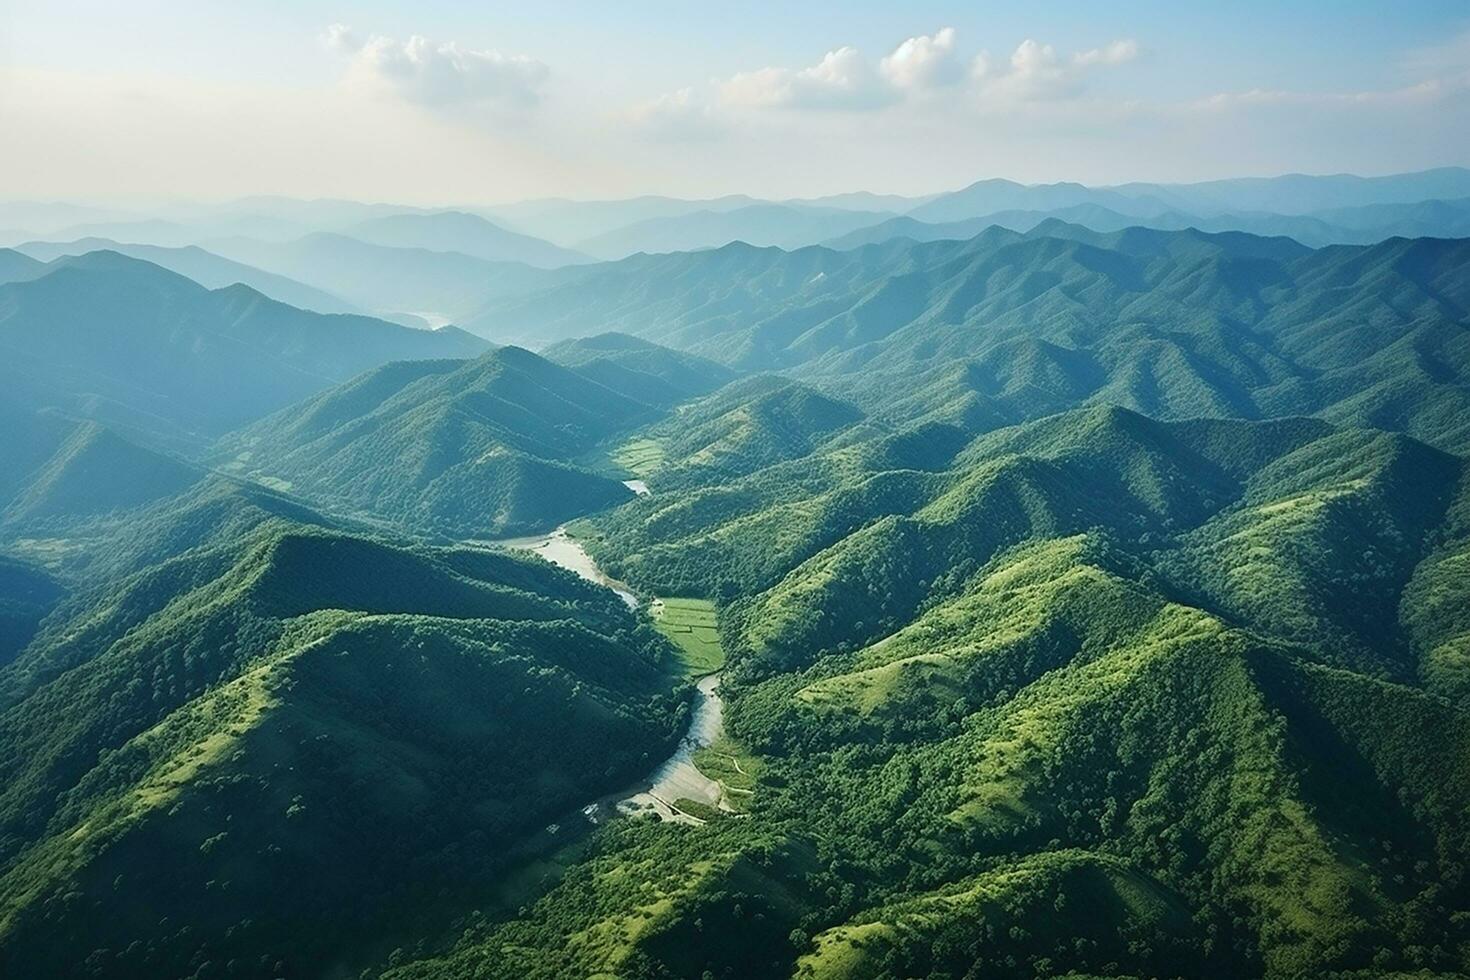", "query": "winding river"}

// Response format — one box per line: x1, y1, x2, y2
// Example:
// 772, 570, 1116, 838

492, 523, 730, 825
